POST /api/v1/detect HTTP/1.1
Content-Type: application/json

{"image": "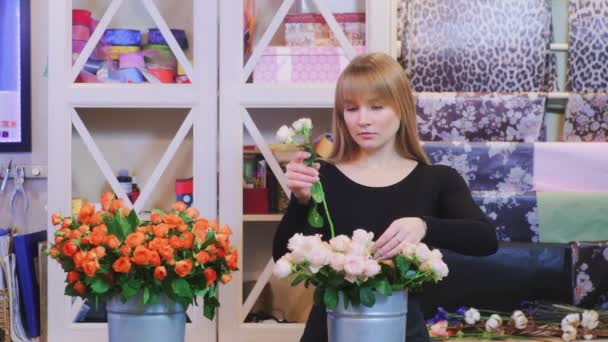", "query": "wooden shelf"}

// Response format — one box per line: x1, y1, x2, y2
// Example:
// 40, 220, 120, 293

243, 214, 284, 222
